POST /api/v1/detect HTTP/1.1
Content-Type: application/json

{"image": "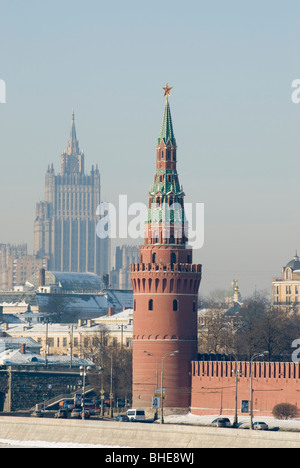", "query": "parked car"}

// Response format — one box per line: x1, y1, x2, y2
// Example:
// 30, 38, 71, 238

70, 408, 91, 419
127, 409, 146, 422
31, 410, 43, 418
211, 417, 231, 428
115, 414, 129, 422
253, 421, 269, 431
55, 409, 68, 419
